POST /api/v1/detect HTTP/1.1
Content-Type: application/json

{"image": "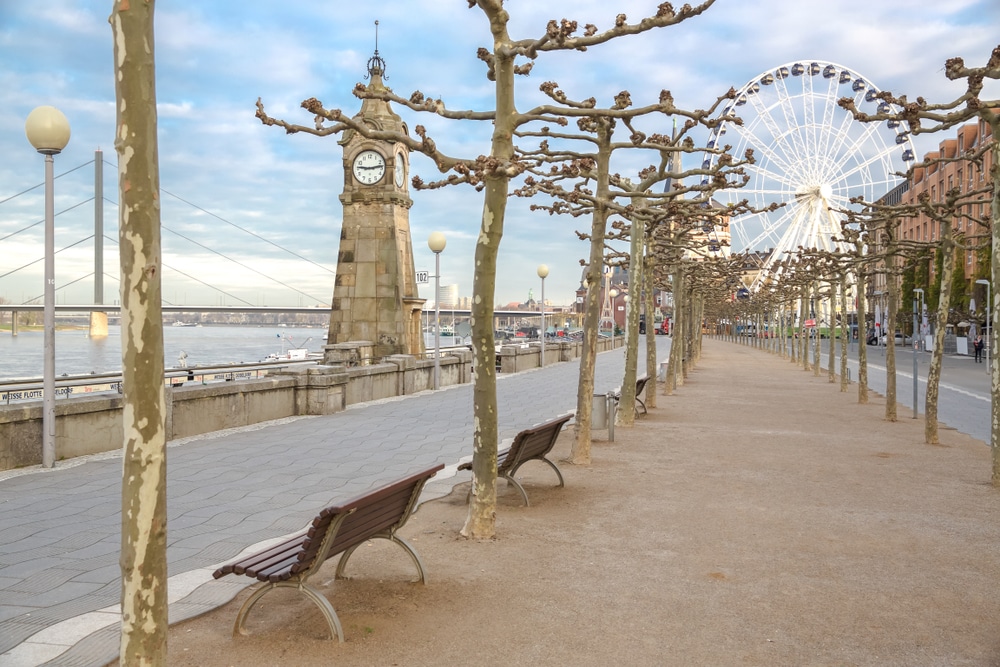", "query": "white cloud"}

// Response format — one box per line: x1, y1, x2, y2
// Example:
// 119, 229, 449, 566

1, 0, 997, 309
